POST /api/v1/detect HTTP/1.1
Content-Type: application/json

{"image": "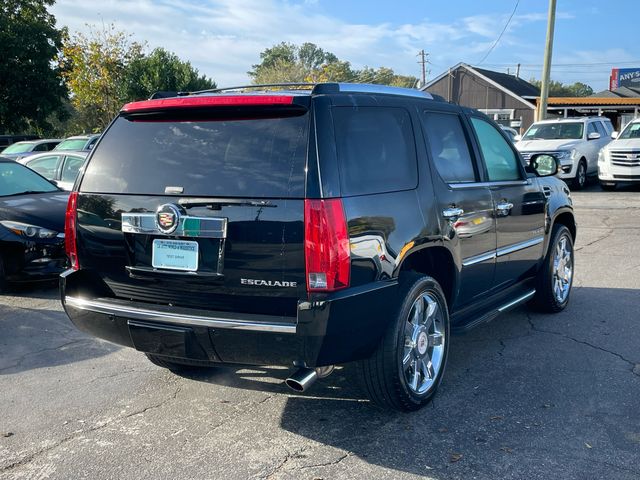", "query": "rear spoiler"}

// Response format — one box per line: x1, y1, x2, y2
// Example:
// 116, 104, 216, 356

121, 95, 297, 113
